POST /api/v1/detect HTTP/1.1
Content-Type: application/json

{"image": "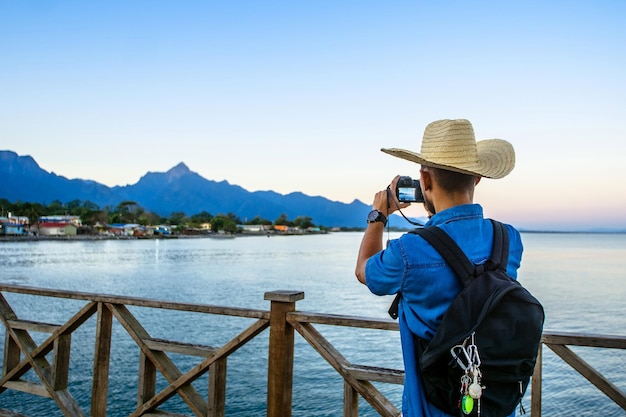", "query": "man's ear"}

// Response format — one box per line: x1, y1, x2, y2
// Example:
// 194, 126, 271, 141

420, 169, 432, 191
475, 176, 481, 186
